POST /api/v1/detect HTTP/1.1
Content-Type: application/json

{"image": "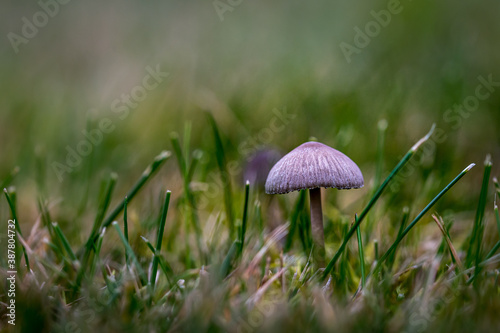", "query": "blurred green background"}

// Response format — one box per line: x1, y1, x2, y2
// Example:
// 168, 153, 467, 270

1, 0, 499, 226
